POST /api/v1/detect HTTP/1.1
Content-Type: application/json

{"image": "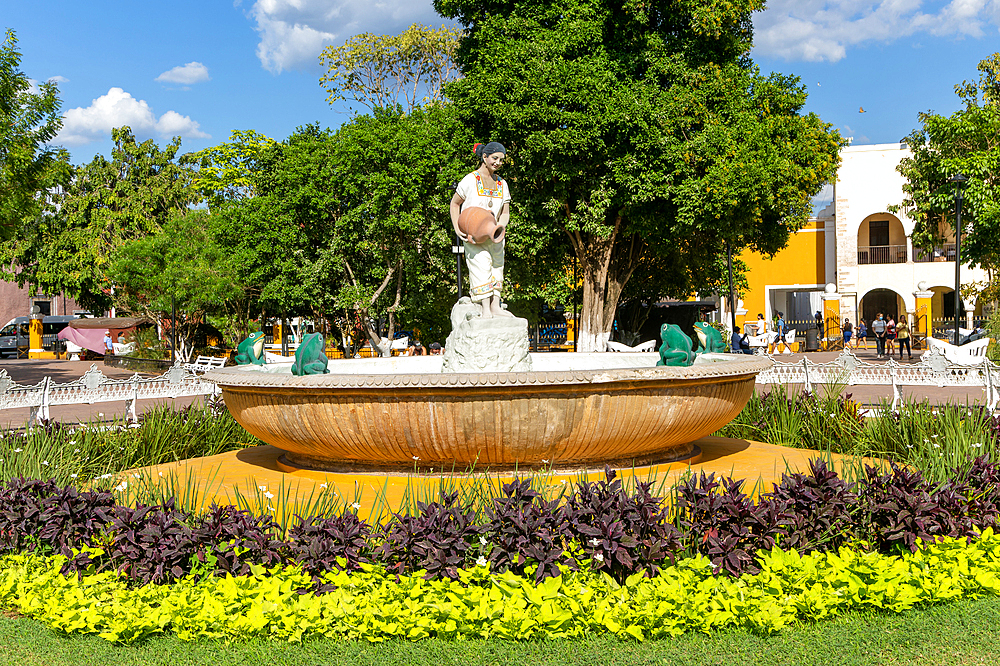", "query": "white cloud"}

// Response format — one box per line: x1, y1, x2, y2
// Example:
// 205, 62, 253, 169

754, 0, 1000, 62
48, 75, 69, 84
56, 87, 209, 146
155, 61, 211, 85
246, 0, 441, 73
